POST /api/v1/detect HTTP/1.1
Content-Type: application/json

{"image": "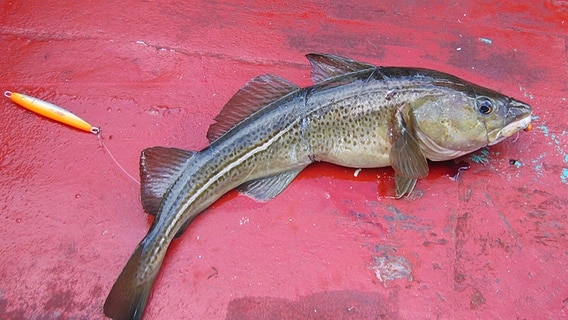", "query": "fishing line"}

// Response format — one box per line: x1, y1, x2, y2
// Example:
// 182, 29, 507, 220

4, 90, 140, 185
96, 132, 140, 185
